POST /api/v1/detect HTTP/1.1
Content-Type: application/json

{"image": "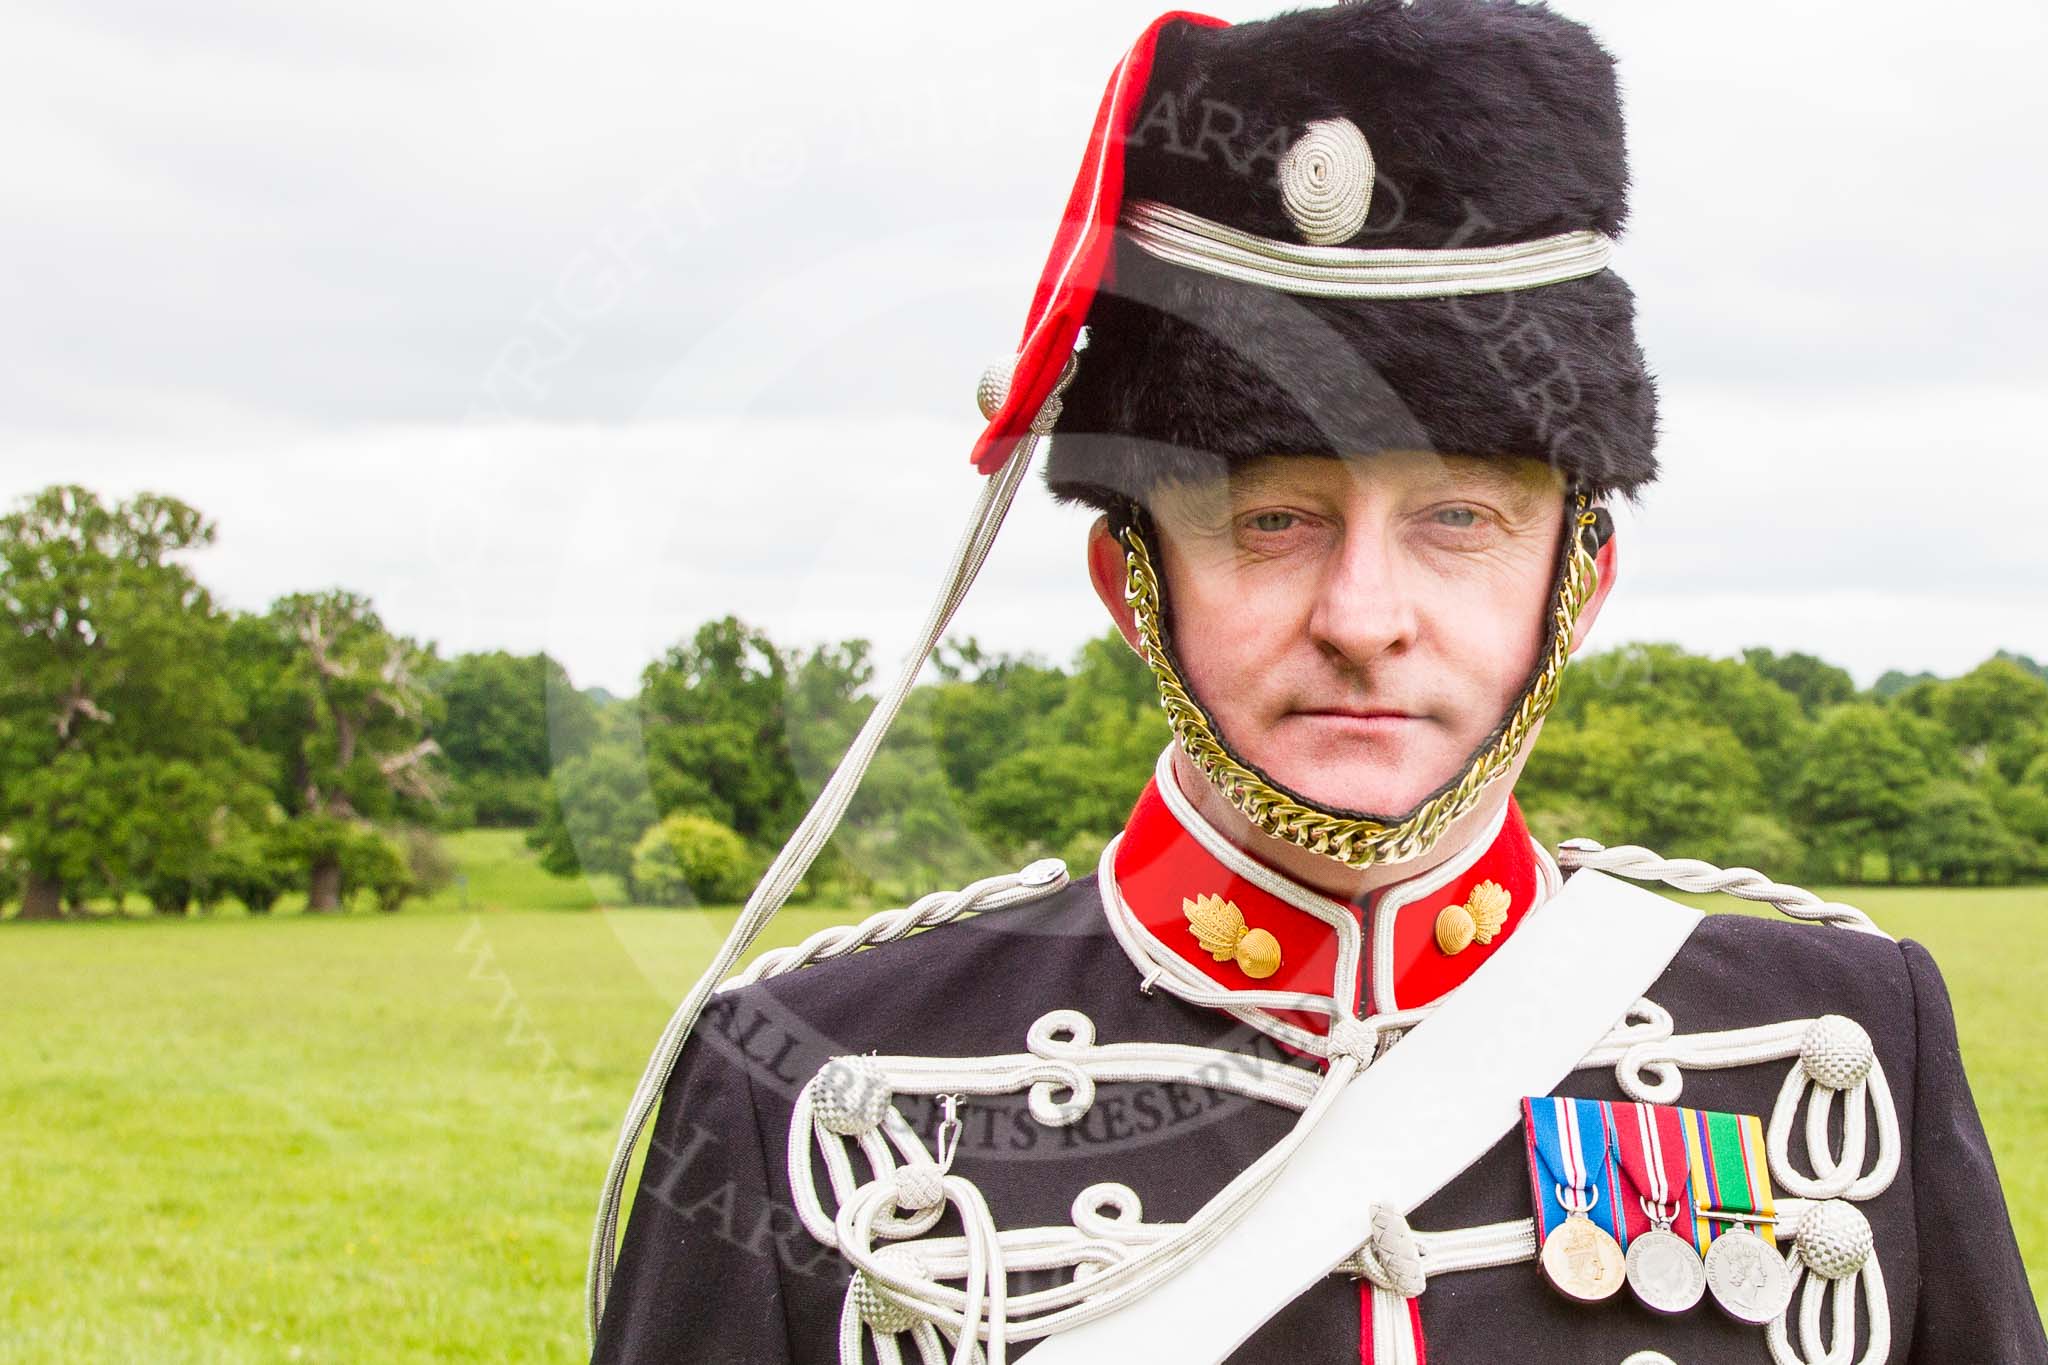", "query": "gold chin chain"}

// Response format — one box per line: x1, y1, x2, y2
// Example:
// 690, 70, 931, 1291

1122, 493, 1602, 870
